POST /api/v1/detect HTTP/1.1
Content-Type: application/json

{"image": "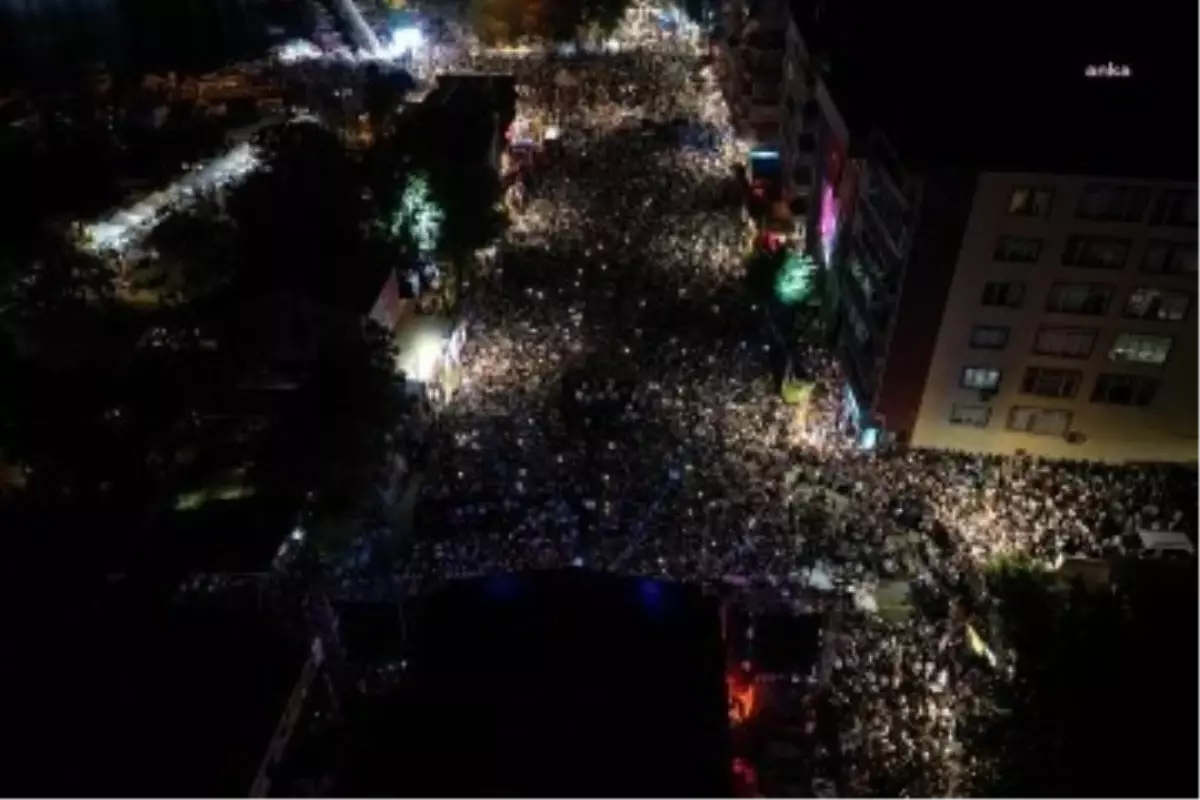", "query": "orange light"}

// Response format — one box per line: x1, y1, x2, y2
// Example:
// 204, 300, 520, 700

726, 674, 757, 725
